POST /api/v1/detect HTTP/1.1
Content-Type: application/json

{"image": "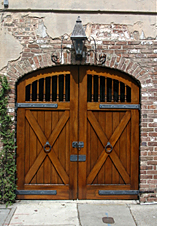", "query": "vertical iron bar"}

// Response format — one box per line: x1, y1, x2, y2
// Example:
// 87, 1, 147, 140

125, 84, 127, 102
63, 74, 66, 101
50, 76, 52, 102
43, 78, 46, 101
57, 75, 59, 102
118, 81, 121, 102
105, 77, 107, 102
30, 84, 32, 101
111, 79, 114, 102
91, 75, 94, 102
98, 75, 100, 102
